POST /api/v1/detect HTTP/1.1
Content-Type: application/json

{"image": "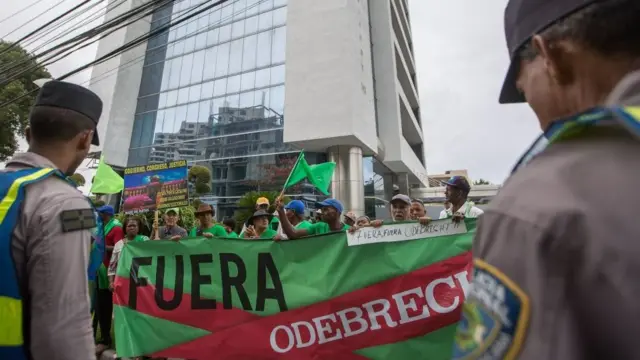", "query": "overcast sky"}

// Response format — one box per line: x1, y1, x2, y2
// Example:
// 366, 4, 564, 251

0, 0, 541, 186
